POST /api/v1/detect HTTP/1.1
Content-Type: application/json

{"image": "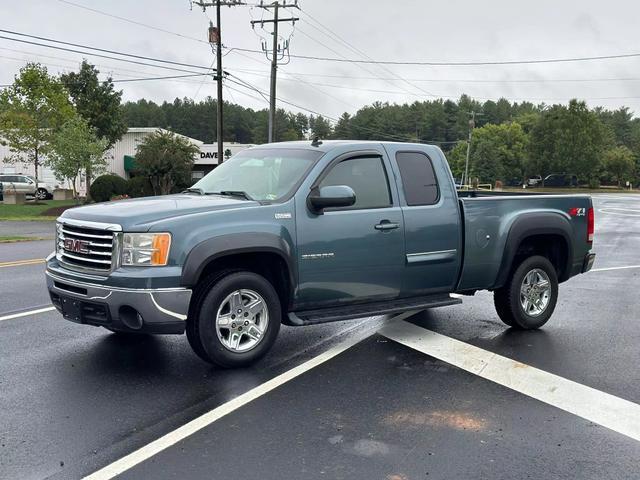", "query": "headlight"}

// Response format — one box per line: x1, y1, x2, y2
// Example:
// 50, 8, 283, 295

121, 233, 171, 266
